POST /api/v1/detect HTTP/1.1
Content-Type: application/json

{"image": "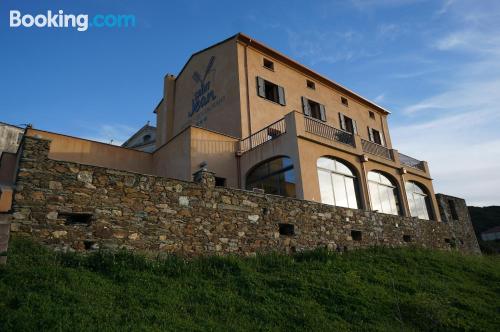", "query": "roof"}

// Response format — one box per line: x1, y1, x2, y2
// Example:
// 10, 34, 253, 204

168, 33, 391, 115
482, 226, 500, 234
121, 124, 156, 147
